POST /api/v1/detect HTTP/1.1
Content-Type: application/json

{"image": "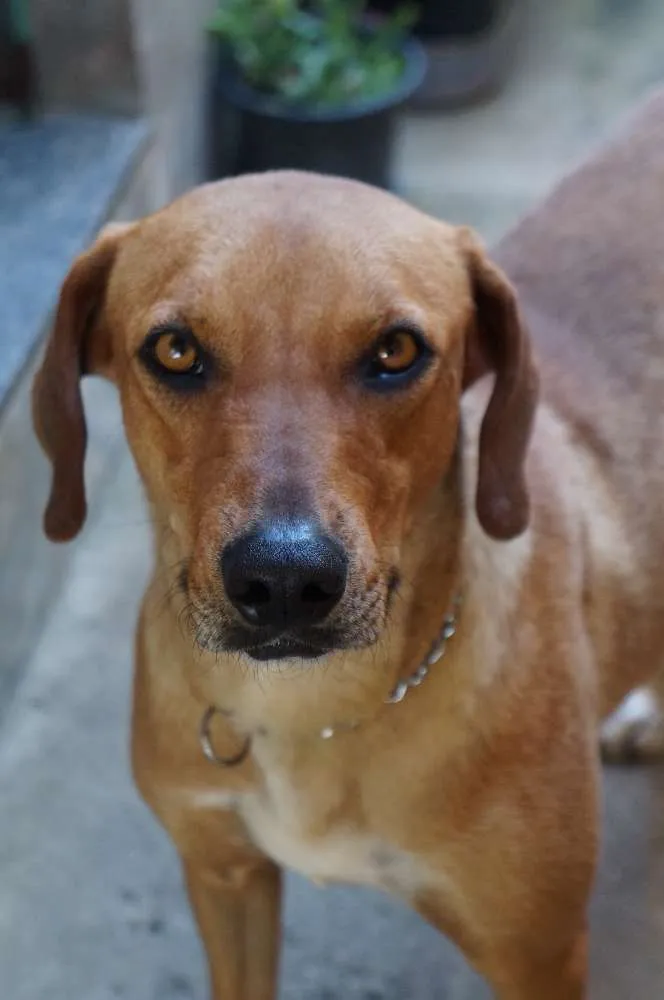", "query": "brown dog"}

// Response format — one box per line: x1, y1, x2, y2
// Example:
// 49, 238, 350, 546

32, 90, 664, 999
